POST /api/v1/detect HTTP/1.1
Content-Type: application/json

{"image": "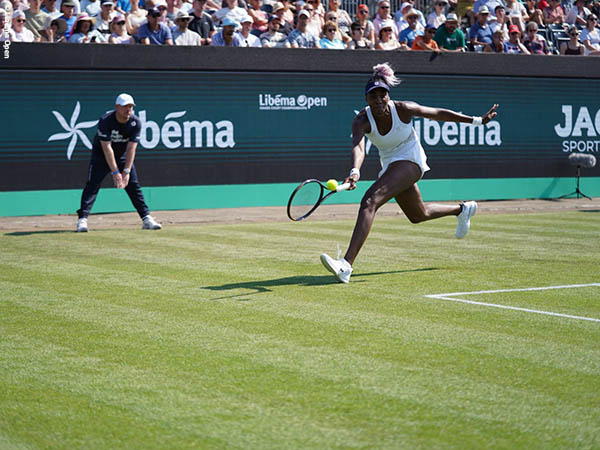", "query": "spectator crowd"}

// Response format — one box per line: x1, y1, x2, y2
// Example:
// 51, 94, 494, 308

1, 0, 599, 54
